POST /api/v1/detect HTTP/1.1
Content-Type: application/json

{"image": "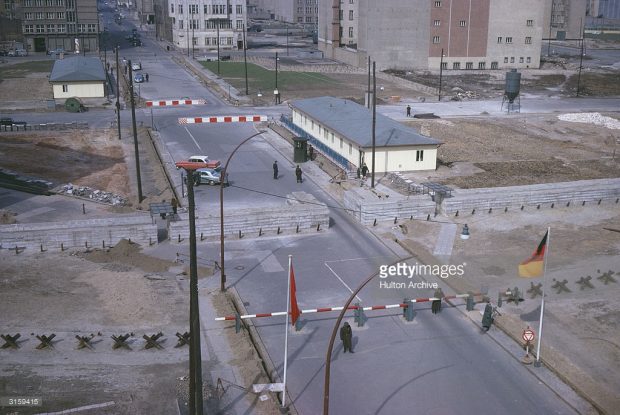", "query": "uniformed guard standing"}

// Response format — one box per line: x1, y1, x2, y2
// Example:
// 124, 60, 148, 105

432, 288, 443, 314
273, 161, 278, 179
295, 165, 303, 183
482, 301, 494, 331
340, 322, 353, 353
